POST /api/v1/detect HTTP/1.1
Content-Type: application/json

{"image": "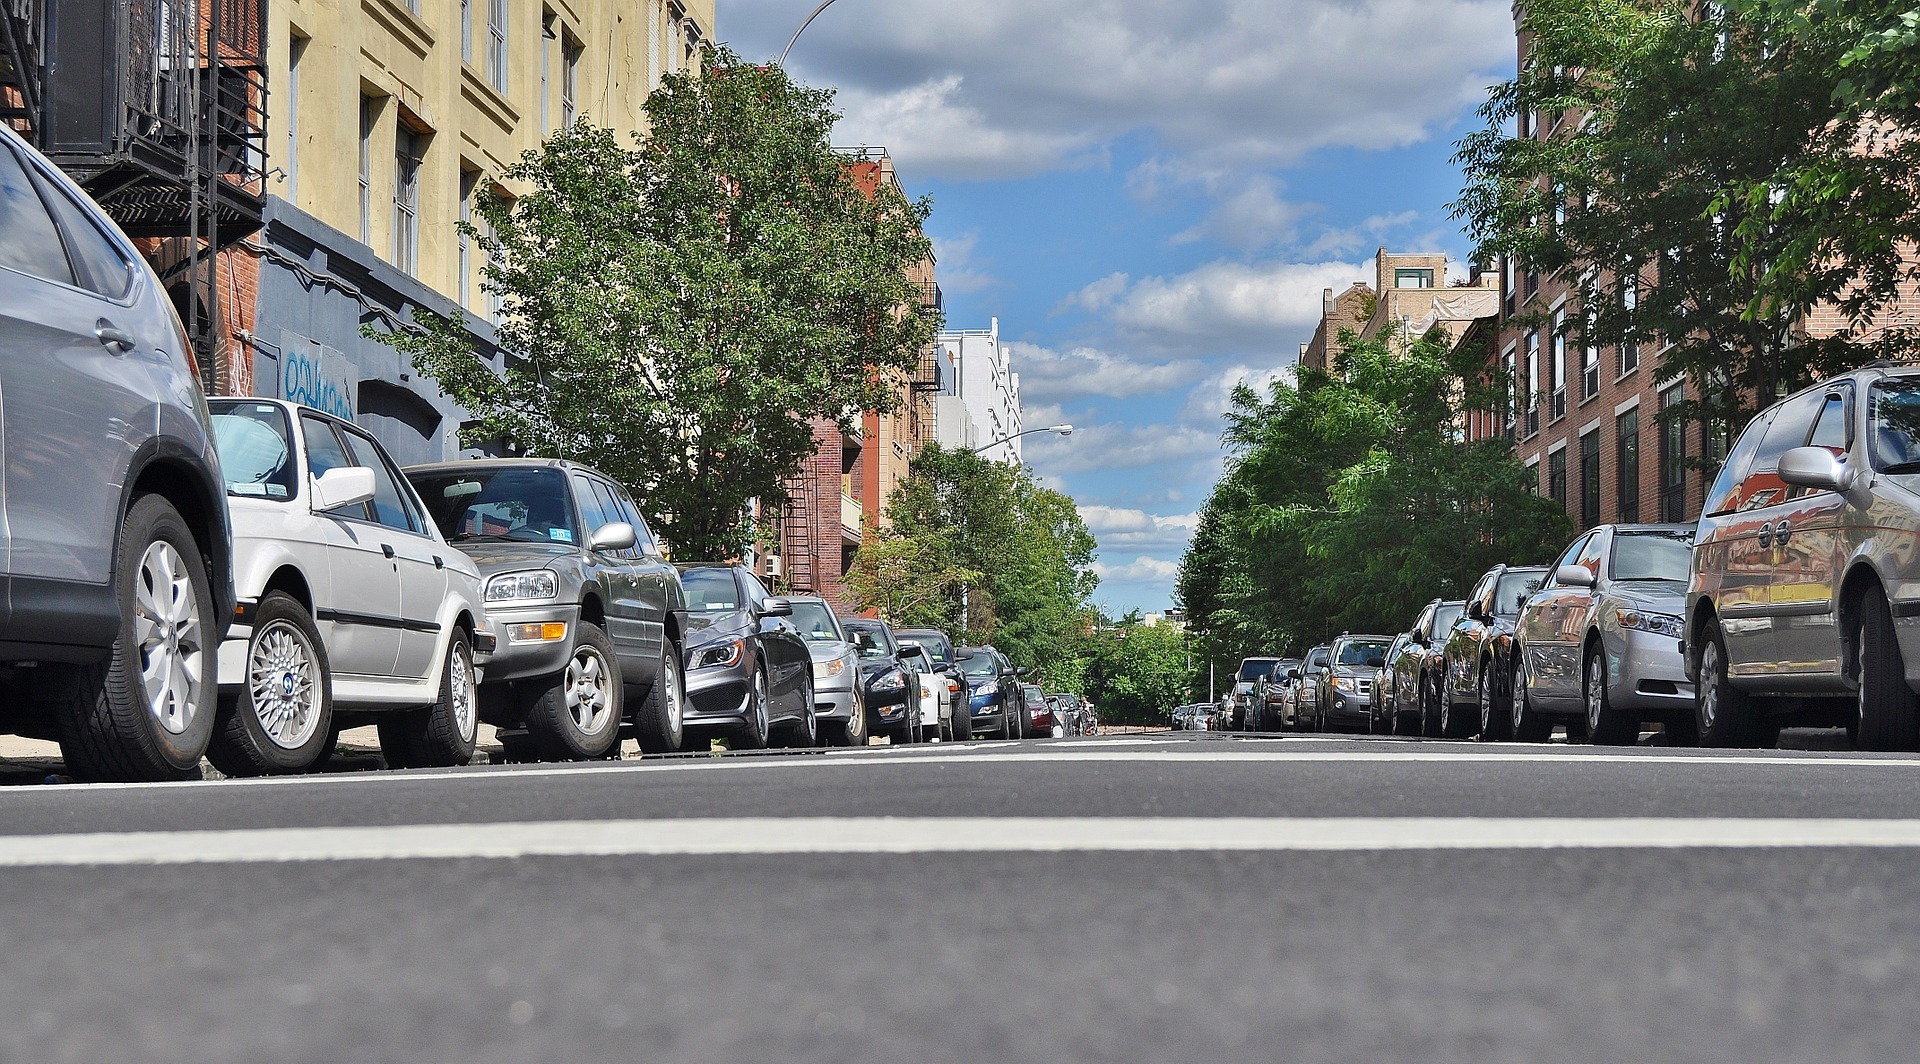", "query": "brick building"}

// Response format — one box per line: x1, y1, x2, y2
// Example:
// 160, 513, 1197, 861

1300, 249, 1497, 373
